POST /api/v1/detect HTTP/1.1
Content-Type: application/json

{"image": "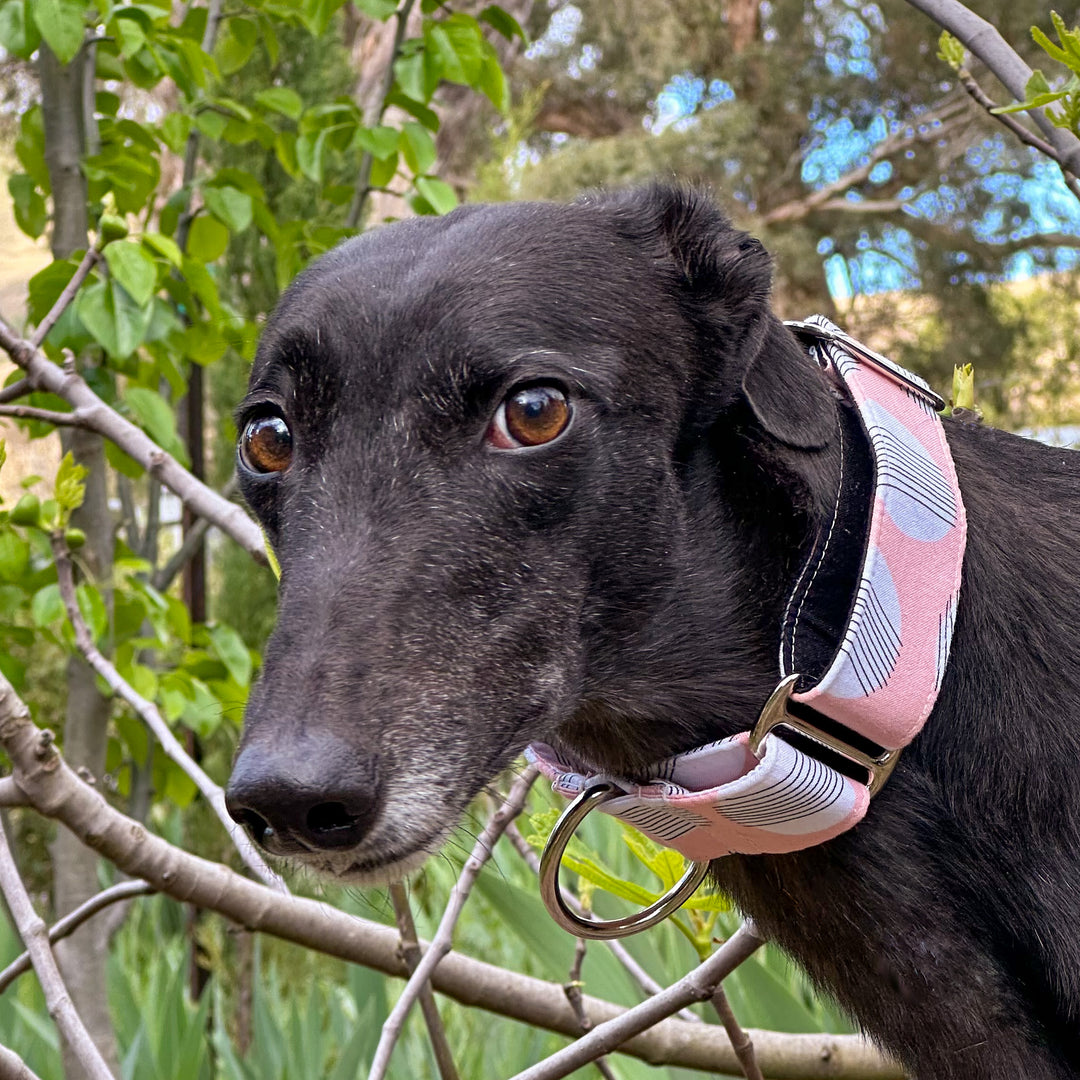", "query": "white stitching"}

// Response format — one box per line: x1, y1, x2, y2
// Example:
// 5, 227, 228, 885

783, 343, 846, 678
